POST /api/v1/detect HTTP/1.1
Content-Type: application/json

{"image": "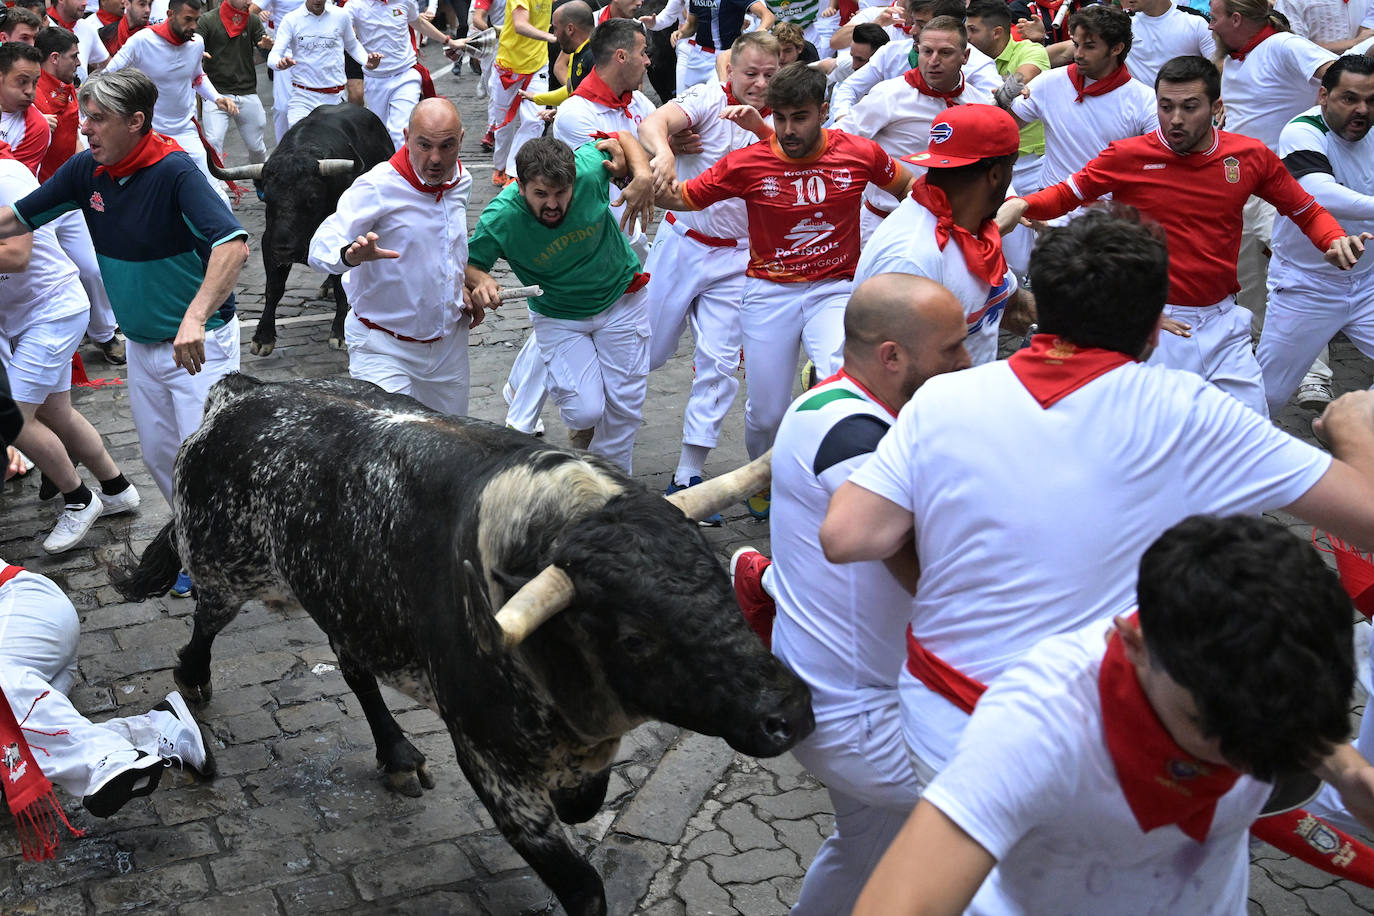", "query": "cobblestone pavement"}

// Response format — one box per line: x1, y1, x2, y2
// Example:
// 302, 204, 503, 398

2, 41, 1374, 916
